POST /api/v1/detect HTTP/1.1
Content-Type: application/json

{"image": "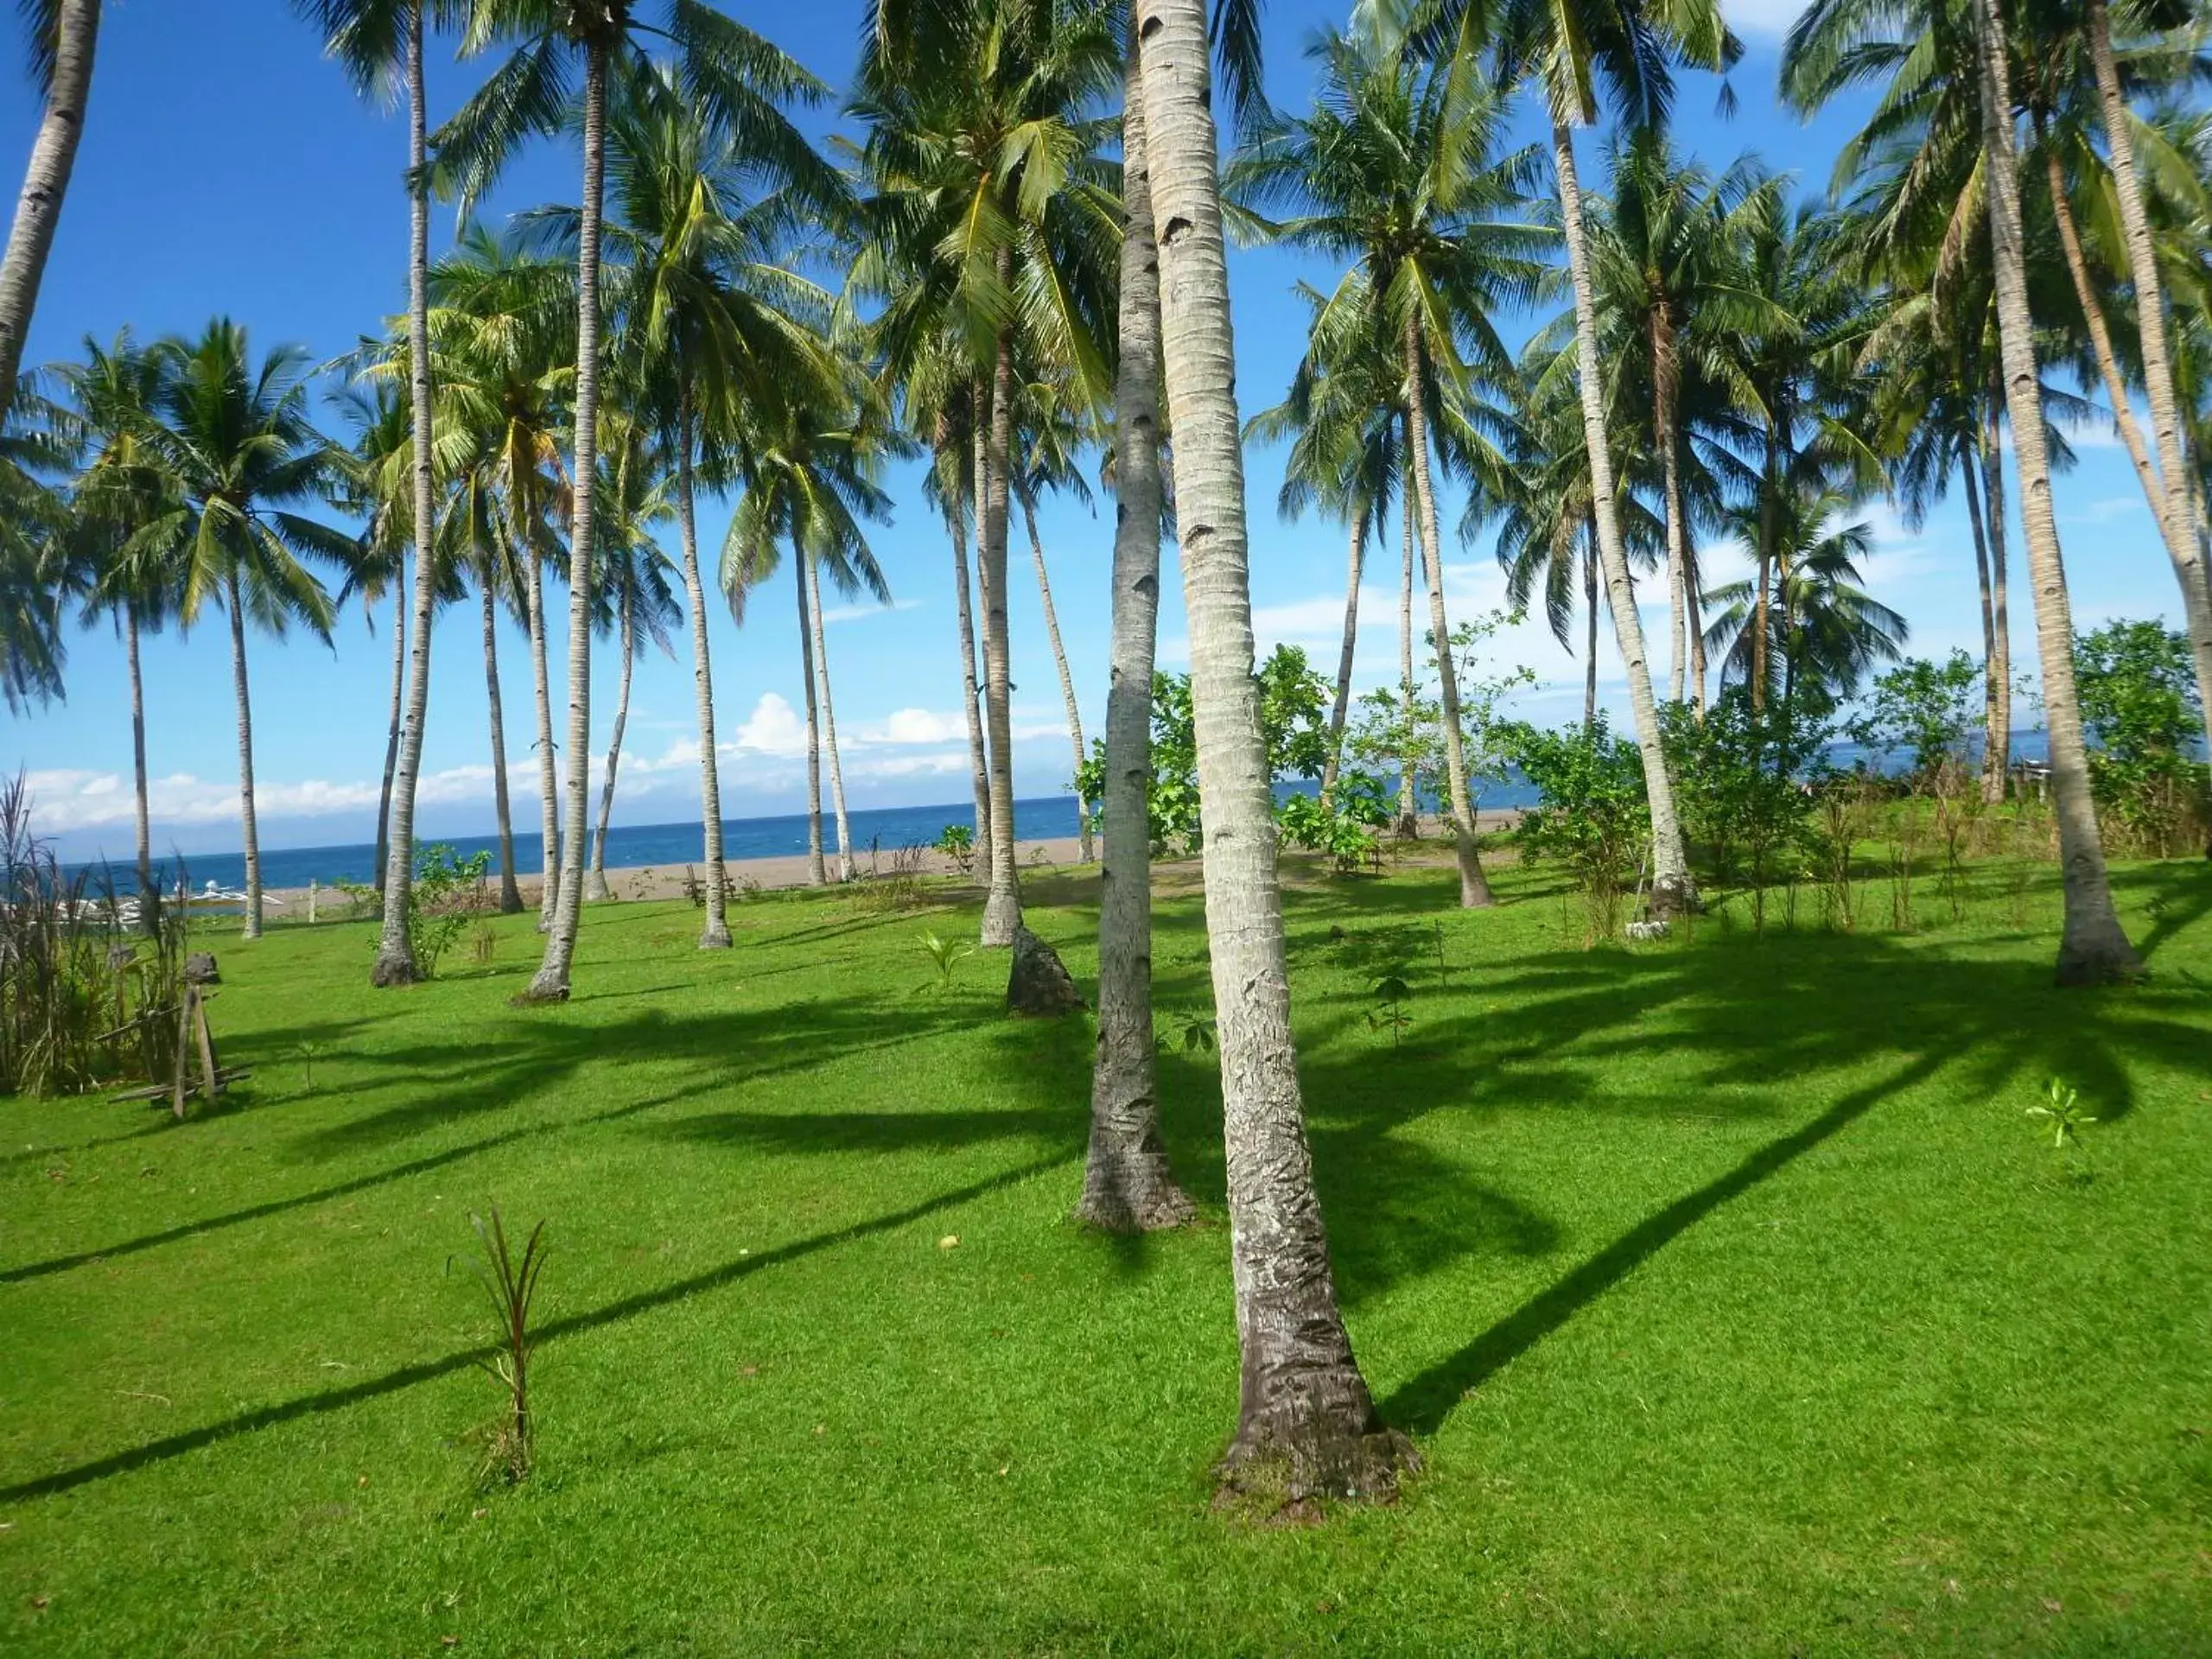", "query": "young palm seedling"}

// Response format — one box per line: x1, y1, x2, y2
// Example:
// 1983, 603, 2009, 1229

2026, 1078, 2098, 1179
1368, 973, 1414, 1047
916, 931, 974, 992
455, 1205, 549, 1484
